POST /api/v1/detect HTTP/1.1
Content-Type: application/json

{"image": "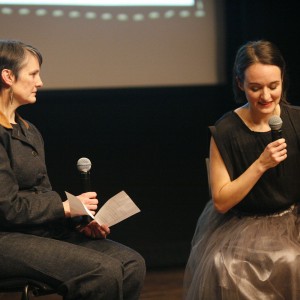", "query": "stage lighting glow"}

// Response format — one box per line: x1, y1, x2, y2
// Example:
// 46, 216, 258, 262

0, 0, 194, 6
